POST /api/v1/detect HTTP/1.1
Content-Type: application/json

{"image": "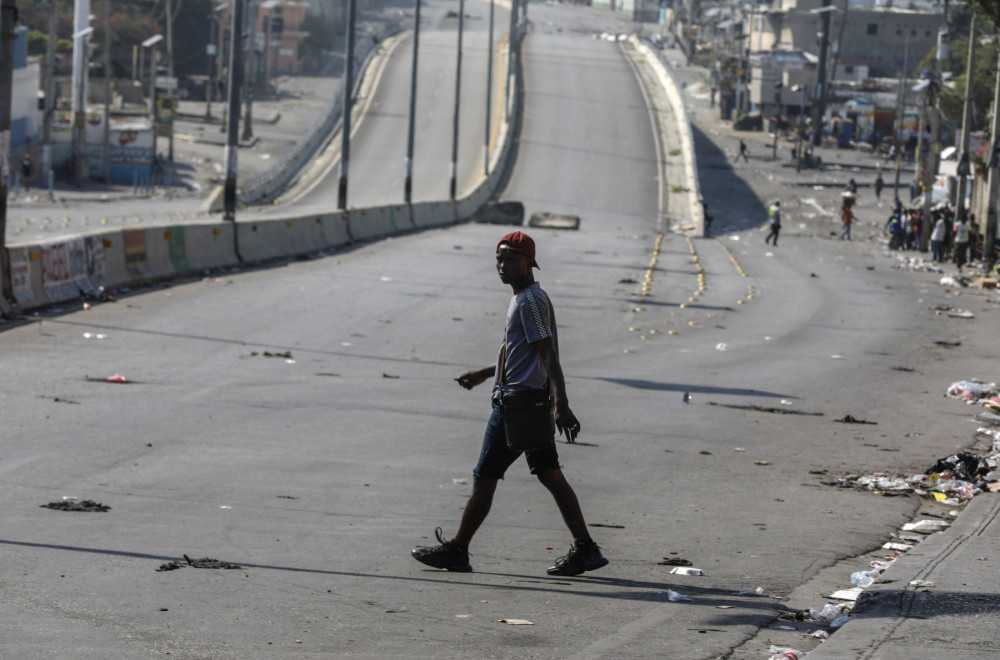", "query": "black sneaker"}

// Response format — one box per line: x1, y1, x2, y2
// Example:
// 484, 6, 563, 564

411, 527, 472, 572
546, 540, 609, 576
